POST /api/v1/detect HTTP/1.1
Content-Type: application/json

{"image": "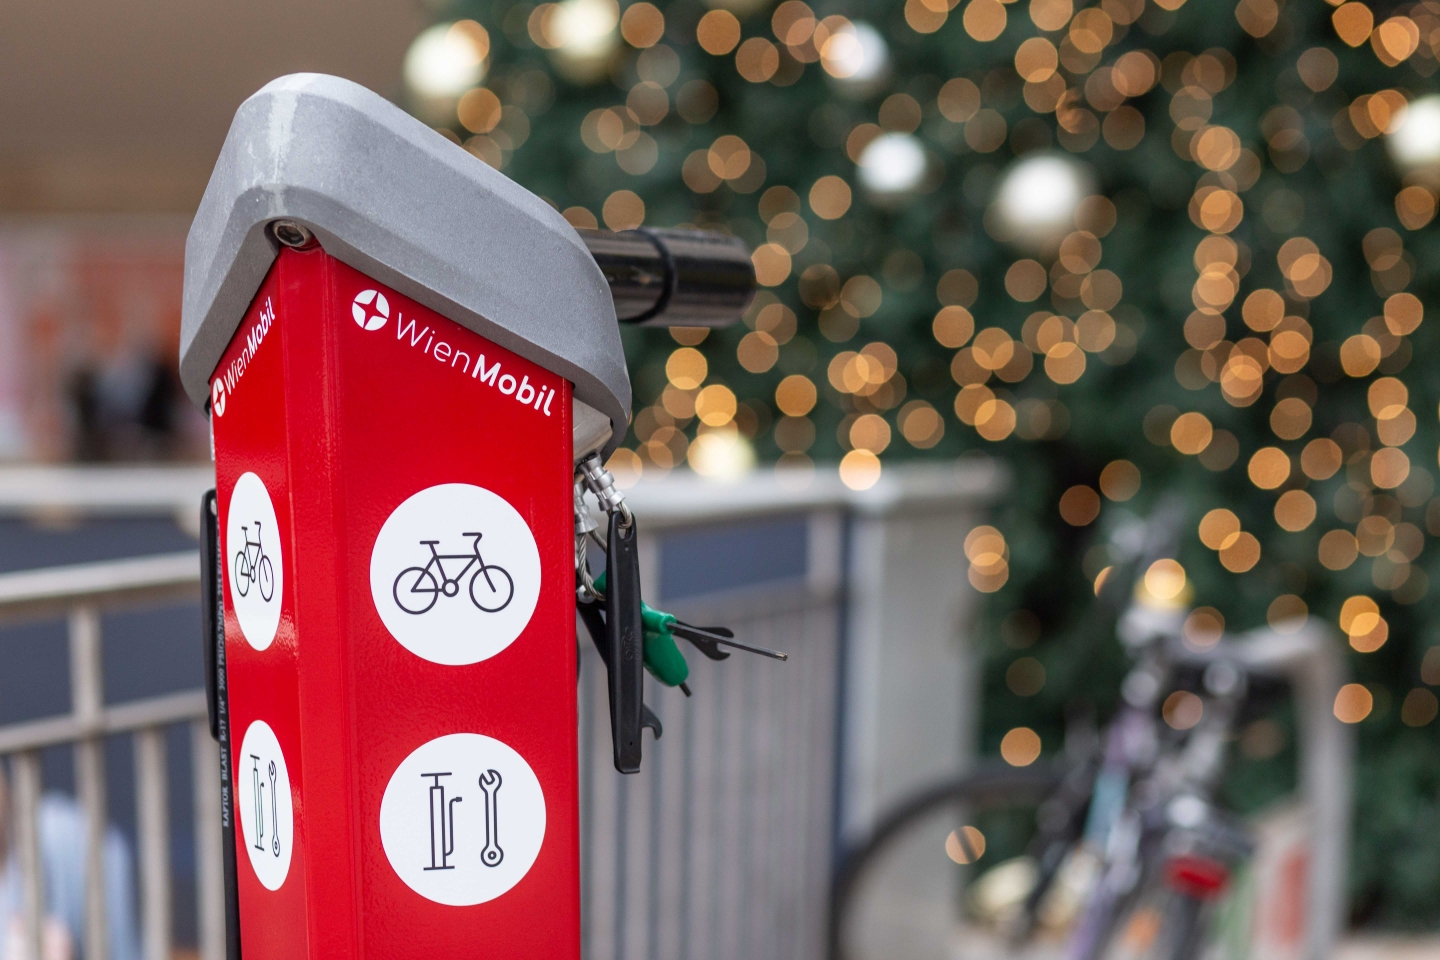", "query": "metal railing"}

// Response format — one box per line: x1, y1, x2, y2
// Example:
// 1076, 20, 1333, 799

0, 552, 222, 960
0, 462, 1000, 960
